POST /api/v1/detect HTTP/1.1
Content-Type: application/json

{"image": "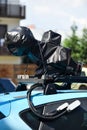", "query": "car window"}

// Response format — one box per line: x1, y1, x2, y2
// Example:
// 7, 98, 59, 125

0, 83, 6, 93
